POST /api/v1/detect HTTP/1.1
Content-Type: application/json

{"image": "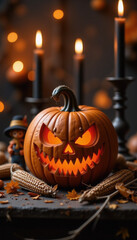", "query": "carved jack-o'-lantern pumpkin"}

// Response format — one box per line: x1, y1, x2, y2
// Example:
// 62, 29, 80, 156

24, 85, 118, 187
